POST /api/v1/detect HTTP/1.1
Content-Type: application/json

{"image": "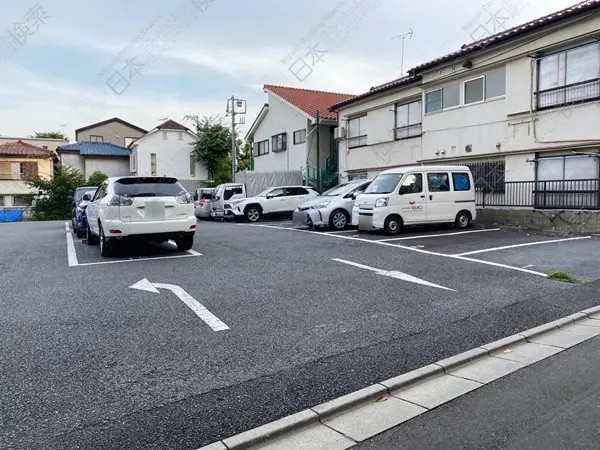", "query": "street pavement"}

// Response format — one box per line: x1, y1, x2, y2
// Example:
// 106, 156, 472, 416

355, 334, 600, 450
2, 220, 600, 449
